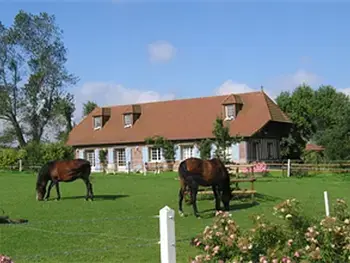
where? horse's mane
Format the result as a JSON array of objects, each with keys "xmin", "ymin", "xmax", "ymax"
[{"xmin": 36, "ymin": 161, "xmax": 54, "ymax": 188}]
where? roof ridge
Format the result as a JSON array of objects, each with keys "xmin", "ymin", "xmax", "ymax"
[
  {"xmin": 99, "ymin": 90, "xmax": 262, "ymax": 109},
  {"xmin": 261, "ymin": 91, "xmax": 273, "ymax": 120}
]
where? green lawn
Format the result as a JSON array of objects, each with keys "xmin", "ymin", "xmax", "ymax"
[{"xmin": 1, "ymin": 170, "xmax": 349, "ymax": 263}]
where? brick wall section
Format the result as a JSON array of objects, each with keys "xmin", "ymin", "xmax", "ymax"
[
  {"xmin": 131, "ymin": 146, "xmax": 143, "ymax": 171},
  {"xmin": 239, "ymin": 141, "xmax": 247, "ymax": 163}
]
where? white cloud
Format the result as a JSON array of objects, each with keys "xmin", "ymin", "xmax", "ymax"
[
  {"xmin": 148, "ymin": 41, "xmax": 176, "ymax": 63},
  {"xmin": 214, "ymin": 80, "xmax": 255, "ymax": 95},
  {"xmin": 339, "ymin": 87, "xmax": 350, "ymax": 96},
  {"xmin": 72, "ymin": 82, "xmax": 176, "ymax": 122},
  {"xmin": 271, "ymin": 69, "xmax": 322, "ymax": 92}
]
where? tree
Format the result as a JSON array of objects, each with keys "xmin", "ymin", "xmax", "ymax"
[
  {"xmin": 198, "ymin": 138, "xmax": 212, "ymax": 160},
  {"xmin": 276, "ymin": 84, "xmax": 350, "ymax": 160},
  {"xmin": 212, "ymin": 117, "xmax": 242, "ymax": 163},
  {"xmin": 0, "ymin": 11, "xmax": 77, "ymax": 147},
  {"xmin": 54, "ymin": 93, "xmax": 75, "ymax": 142},
  {"xmin": 312, "ymin": 85, "xmax": 350, "ymax": 160},
  {"xmin": 276, "ymin": 84, "xmax": 316, "ymax": 159},
  {"xmin": 83, "ymin": 100, "xmax": 98, "ymax": 117}
]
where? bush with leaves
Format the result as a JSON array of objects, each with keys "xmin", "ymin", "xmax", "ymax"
[
  {"xmin": 190, "ymin": 198, "xmax": 350, "ymax": 263},
  {"xmin": 198, "ymin": 139, "xmax": 212, "ymax": 160},
  {"xmin": 0, "ymin": 148, "xmax": 26, "ymax": 169},
  {"xmin": 99, "ymin": 149, "xmax": 108, "ymax": 173}
]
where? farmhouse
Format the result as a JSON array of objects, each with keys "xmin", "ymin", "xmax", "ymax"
[{"xmin": 66, "ymin": 91, "xmax": 292, "ymax": 172}]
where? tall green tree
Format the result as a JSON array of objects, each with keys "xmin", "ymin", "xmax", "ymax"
[
  {"xmin": 54, "ymin": 93, "xmax": 75, "ymax": 142},
  {"xmin": 0, "ymin": 11, "xmax": 77, "ymax": 147},
  {"xmin": 212, "ymin": 117, "xmax": 242, "ymax": 163},
  {"xmin": 276, "ymin": 84, "xmax": 350, "ymax": 160},
  {"xmin": 276, "ymin": 84, "xmax": 315, "ymax": 159},
  {"xmin": 83, "ymin": 100, "xmax": 98, "ymax": 117},
  {"xmin": 312, "ymin": 86, "xmax": 350, "ymax": 160}
]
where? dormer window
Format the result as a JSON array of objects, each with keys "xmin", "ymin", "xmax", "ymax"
[
  {"xmin": 221, "ymin": 94, "xmax": 242, "ymax": 121},
  {"xmin": 124, "ymin": 113, "xmax": 132, "ymax": 128},
  {"xmin": 94, "ymin": 116, "xmax": 102, "ymax": 129},
  {"xmin": 225, "ymin": 104, "xmax": 235, "ymax": 120}
]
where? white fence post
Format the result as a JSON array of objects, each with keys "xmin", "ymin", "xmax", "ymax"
[
  {"xmin": 19, "ymin": 159, "xmax": 22, "ymax": 172},
  {"xmin": 159, "ymin": 206, "xmax": 176, "ymax": 263},
  {"xmin": 287, "ymin": 159, "xmax": 291, "ymax": 177},
  {"xmin": 324, "ymin": 191, "xmax": 330, "ymax": 217}
]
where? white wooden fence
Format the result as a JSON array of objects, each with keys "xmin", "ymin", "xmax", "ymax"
[{"xmin": 159, "ymin": 206, "xmax": 176, "ymax": 263}]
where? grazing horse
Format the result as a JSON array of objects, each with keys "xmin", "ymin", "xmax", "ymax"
[
  {"xmin": 178, "ymin": 157, "xmax": 232, "ymax": 218},
  {"xmin": 36, "ymin": 159, "xmax": 93, "ymax": 201}
]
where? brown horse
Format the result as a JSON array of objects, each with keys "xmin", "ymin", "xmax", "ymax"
[
  {"xmin": 178, "ymin": 157, "xmax": 232, "ymax": 218},
  {"xmin": 36, "ymin": 159, "xmax": 93, "ymax": 201}
]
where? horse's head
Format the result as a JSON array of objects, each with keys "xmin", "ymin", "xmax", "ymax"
[
  {"xmin": 36, "ymin": 162, "xmax": 51, "ymax": 201},
  {"xmin": 36, "ymin": 182, "xmax": 46, "ymax": 201},
  {"xmin": 221, "ymin": 186, "xmax": 232, "ymax": 211},
  {"xmin": 216, "ymin": 158, "xmax": 232, "ymax": 211}
]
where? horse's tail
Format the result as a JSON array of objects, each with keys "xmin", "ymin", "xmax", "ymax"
[
  {"xmin": 79, "ymin": 159, "xmax": 92, "ymax": 178},
  {"xmin": 178, "ymin": 160, "xmax": 190, "ymax": 179}
]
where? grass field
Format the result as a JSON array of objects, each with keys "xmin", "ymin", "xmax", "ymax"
[{"xmin": 1, "ymin": 170, "xmax": 350, "ymax": 263}]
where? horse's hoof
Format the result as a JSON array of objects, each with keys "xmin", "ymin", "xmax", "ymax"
[{"xmin": 179, "ymin": 211, "xmax": 185, "ymax": 217}]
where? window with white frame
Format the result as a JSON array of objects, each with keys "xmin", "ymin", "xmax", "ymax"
[
  {"xmin": 94, "ymin": 116, "xmax": 102, "ymax": 129},
  {"xmin": 149, "ymin": 147, "xmax": 162, "ymax": 162},
  {"xmin": 181, "ymin": 145, "xmax": 193, "ymax": 160},
  {"xmin": 85, "ymin": 150, "xmax": 95, "ymax": 166},
  {"xmin": 114, "ymin": 148, "xmax": 126, "ymax": 166},
  {"xmin": 225, "ymin": 104, "xmax": 235, "ymax": 120},
  {"xmin": 124, "ymin": 114, "xmax": 132, "ymax": 127}
]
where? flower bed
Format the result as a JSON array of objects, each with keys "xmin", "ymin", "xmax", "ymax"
[
  {"xmin": 241, "ymin": 162, "xmax": 269, "ymax": 176},
  {"xmin": 0, "ymin": 254, "xmax": 14, "ymax": 263},
  {"xmin": 190, "ymin": 198, "xmax": 350, "ymax": 262}
]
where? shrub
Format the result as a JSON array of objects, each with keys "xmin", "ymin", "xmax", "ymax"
[
  {"xmin": 0, "ymin": 148, "xmax": 21, "ymax": 169},
  {"xmin": 190, "ymin": 198, "xmax": 350, "ymax": 263},
  {"xmin": 0, "ymin": 142, "xmax": 74, "ymax": 170},
  {"xmin": 99, "ymin": 149, "xmax": 108, "ymax": 173},
  {"xmin": 0, "ymin": 254, "xmax": 14, "ymax": 263}
]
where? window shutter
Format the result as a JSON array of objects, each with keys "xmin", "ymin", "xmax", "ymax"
[
  {"xmin": 94, "ymin": 149, "xmax": 100, "ymax": 170},
  {"xmin": 126, "ymin": 148, "xmax": 131, "ymax": 164},
  {"xmin": 193, "ymin": 144, "xmax": 200, "ymax": 158},
  {"xmin": 160, "ymin": 148, "xmax": 165, "ymax": 161},
  {"xmin": 175, "ymin": 145, "xmax": 181, "ymax": 160},
  {"xmin": 210, "ymin": 143, "xmax": 216, "ymax": 158},
  {"xmin": 142, "ymin": 146, "xmax": 149, "ymax": 163},
  {"xmin": 79, "ymin": 149, "xmax": 84, "ymax": 159},
  {"xmin": 108, "ymin": 148, "xmax": 114, "ymax": 165},
  {"xmin": 232, "ymin": 143, "xmax": 239, "ymax": 162}
]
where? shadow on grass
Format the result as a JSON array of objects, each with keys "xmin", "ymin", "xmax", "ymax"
[{"xmin": 47, "ymin": 194, "xmax": 129, "ymax": 201}]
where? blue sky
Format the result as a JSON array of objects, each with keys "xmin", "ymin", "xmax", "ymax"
[{"xmin": 1, "ymin": 0, "xmax": 349, "ymax": 121}]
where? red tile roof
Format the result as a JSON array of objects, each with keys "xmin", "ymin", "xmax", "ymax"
[
  {"xmin": 66, "ymin": 91, "xmax": 292, "ymax": 147},
  {"xmin": 305, "ymin": 143, "xmax": 325, "ymax": 152}
]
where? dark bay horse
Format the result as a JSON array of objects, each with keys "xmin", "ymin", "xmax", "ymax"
[
  {"xmin": 36, "ymin": 159, "xmax": 93, "ymax": 201},
  {"xmin": 178, "ymin": 157, "xmax": 232, "ymax": 218}
]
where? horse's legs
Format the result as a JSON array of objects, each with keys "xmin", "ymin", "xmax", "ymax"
[
  {"xmin": 212, "ymin": 185, "xmax": 221, "ymax": 211},
  {"xmin": 55, "ymin": 182, "xmax": 61, "ymax": 200},
  {"xmin": 88, "ymin": 180, "xmax": 94, "ymax": 200},
  {"xmin": 190, "ymin": 184, "xmax": 199, "ymax": 218},
  {"xmin": 83, "ymin": 178, "xmax": 93, "ymax": 201},
  {"xmin": 45, "ymin": 180, "xmax": 54, "ymax": 200},
  {"xmin": 178, "ymin": 179, "xmax": 186, "ymax": 217}
]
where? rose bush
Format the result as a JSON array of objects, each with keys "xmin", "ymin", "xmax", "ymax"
[
  {"xmin": 0, "ymin": 254, "xmax": 14, "ymax": 263},
  {"xmin": 190, "ymin": 198, "xmax": 350, "ymax": 262}
]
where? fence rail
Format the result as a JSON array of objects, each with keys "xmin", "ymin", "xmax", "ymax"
[{"xmin": 2, "ymin": 159, "xmax": 350, "ymax": 175}]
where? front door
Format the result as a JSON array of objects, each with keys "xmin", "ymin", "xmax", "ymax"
[{"xmin": 114, "ymin": 148, "xmax": 126, "ymax": 171}]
